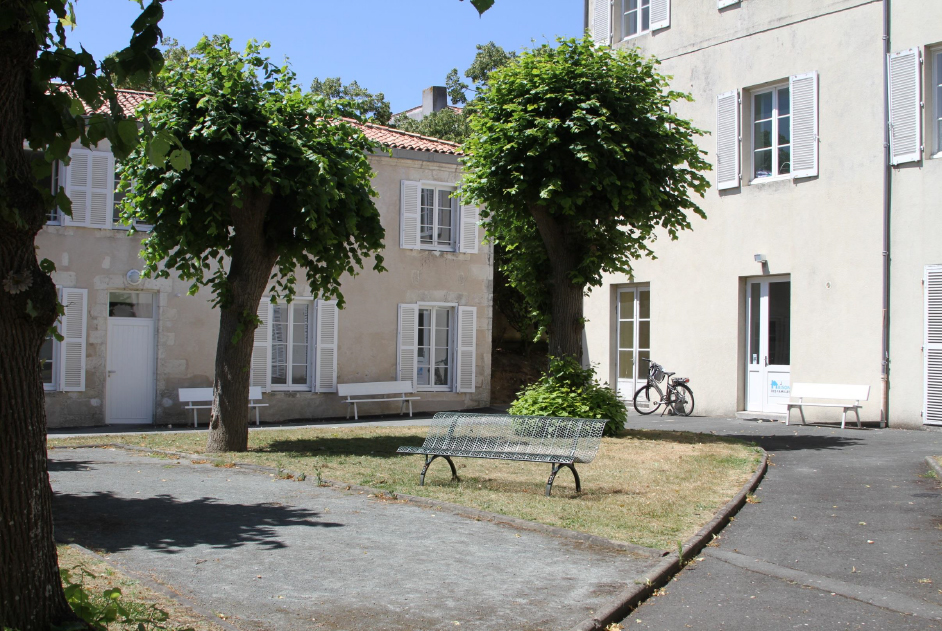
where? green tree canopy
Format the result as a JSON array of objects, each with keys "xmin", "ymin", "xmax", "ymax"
[
  {"xmin": 309, "ymin": 77, "xmax": 392, "ymax": 125},
  {"xmin": 462, "ymin": 37, "xmax": 711, "ymax": 360},
  {"xmin": 120, "ymin": 36, "xmax": 386, "ymax": 452}
]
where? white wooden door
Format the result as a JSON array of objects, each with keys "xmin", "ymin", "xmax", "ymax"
[
  {"xmin": 106, "ymin": 292, "xmax": 156, "ymax": 424},
  {"xmin": 616, "ymin": 287, "xmax": 651, "ymax": 399},
  {"xmin": 746, "ymin": 278, "xmax": 791, "ymax": 414}
]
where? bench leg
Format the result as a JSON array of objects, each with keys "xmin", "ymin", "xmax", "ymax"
[
  {"xmin": 400, "ymin": 398, "xmax": 405, "ymax": 416},
  {"xmin": 799, "ymin": 406, "xmax": 806, "ymax": 425},
  {"xmin": 546, "ymin": 463, "xmax": 581, "ymax": 497},
  {"xmin": 409, "ymin": 399, "xmax": 413, "ymax": 418},
  {"xmin": 420, "ymin": 455, "xmax": 459, "ymax": 486},
  {"xmin": 855, "ymin": 407, "xmax": 861, "ymax": 429},
  {"xmin": 255, "ymin": 406, "xmax": 260, "ymax": 427},
  {"xmin": 353, "ymin": 402, "xmax": 358, "ymax": 421},
  {"xmin": 841, "ymin": 408, "xmax": 847, "ymax": 430},
  {"xmin": 193, "ymin": 408, "xmax": 198, "ymax": 428}
]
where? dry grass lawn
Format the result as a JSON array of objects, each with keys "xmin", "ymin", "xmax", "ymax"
[
  {"xmin": 57, "ymin": 544, "xmax": 227, "ymax": 630},
  {"xmin": 51, "ymin": 427, "xmax": 761, "ymax": 550}
]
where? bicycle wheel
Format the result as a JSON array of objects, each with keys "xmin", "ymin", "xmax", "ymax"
[
  {"xmin": 633, "ymin": 384, "xmax": 662, "ymax": 415},
  {"xmin": 671, "ymin": 384, "xmax": 695, "ymax": 417}
]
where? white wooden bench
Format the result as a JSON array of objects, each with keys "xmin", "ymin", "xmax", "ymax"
[
  {"xmin": 786, "ymin": 383, "xmax": 870, "ymax": 429},
  {"xmin": 336, "ymin": 381, "xmax": 419, "ymax": 420},
  {"xmin": 178, "ymin": 387, "xmax": 268, "ymax": 427}
]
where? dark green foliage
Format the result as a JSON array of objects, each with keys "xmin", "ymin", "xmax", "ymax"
[
  {"xmin": 309, "ymin": 77, "xmax": 392, "ymax": 125},
  {"xmin": 510, "ymin": 356, "xmax": 627, "ymax": 437},
  {"xmin": 119, "ymin": 36, "xmax": 386, "ymax": 309},
  {"xmin": 446, "ymin": 41, "xmax": 517, "ymax": 105},
  {"xmin": 462, "ymin": 37, "xmax": 711, "ymax": 345},
  {"xmin": 390, "ymin": 108, "xmax": 470, "ymax": 144}
]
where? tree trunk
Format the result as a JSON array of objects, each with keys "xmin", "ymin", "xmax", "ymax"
[
  {"xmin": 529, "ymin": 203, "xmax": 585, "ymax": 362},
  {"xmin": 0, "ymin": 11, "xmax": 85, "ymax": 630},
  {"xmin": 205, "ymin": 190, "xmax": 278, "ymax": 453}
]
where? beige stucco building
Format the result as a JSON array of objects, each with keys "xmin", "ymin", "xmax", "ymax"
[
  {"xmin": 584, "ymin": 0, "xmax": 941, "ymax": 428},
  {"xmin": 38, "ymin": 98, "xmax": 492, "ymax": 428}
]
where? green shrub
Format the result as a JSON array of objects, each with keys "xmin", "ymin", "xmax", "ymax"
[{"xmin": 509, "ymin": 356, "xmax": 627, "ymax": 436}]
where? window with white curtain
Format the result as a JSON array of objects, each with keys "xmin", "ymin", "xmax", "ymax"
[
  {"xmin": 417, "ymin": 305, "xmax": 453, "ymax": 390},
  {"xmin": 752, "ymin": 84, "xmax": 792, "ymax": 180},
  {"xmin": 270, "ymin": 301, "xmax": 313, "ymax": 390}
]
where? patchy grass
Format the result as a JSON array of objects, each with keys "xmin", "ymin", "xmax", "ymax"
[
  {"xmin": 50, "ymin": 427, "xmax": 761, "ymax": 550},
  {"xmin": 57, "ymin": 544, "xmax": 227, "ymax": 630}
]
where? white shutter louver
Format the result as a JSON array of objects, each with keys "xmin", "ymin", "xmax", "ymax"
[
  {"xmin": 459, "ymin": 202, "xmax": 480, "ymax": 254},
  {"xmin": 315, "ymin": 299, "xmax": 339, "ymax": 393},
  {"xmin": 717, "ymin": 0, "xmax": 738, "ymax": 8},
  {"xmin": 400, "ymin": 180, "xmax": 420, "ymax": 249},
  {"xmin": 63, "ymin": 150, "xmax": 90, "ymax": 226},
  {"xmin": 790, "ymin": 71, "xmax": 819, "ymax": 178},
  {"xmin": 926, "ymin": 266, "xmax": 942, "ymax": 425},
  {"xmin": 716, "ymin": 90, "xmax": 740, "ymax": 190},
  {"xmin": 456, "ymin": 306, "xmax": 477, "ymax": 393},
  {"xmin": 59, "ymin": 288, "xmax": 87, "ymax": 392},
  {"xmin": 888, "ymin": 48, "xmax": 922, "ymax": 165},
  {"xmin": 250, "ymin": 297, "xmax": 271, "ymax": 392},
  {"xmin": 397, "ymin": 304, "xmax": 419, "ymax": 391},
  {"xmin": 650, "ymin": 0, "xmax": 670, "ymax": 31},
  {"xmin": 592, "ymin": 0, "xmax": 611, "ymax": 46},
  {"xmin": 88, "ymin": 152, "xmax": 114, "ymax": 228}
]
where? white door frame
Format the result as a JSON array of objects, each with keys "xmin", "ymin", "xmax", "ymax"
[
  {"xmin": 746, "ymin": 276, "xmax": 792, "ymax": 414},
  {"xmin": 616, "ymin": 286, "xmax": 650, "ymax": 400},
  {"xmin": 105, "ymin": 297, "xmax": 157, "ymax": 425}
]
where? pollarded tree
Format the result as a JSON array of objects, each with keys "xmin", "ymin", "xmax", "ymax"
[
  {"xmin": 120, "ymin": 37, "xmax": 386, "ymax": 453},
  {"xmin": 462, "ymin": 37, "xmax": 711, "ymax": 361}
]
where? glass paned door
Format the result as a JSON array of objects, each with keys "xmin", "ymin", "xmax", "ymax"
[
  {"xmin": 746, "ymin": 278, "xmax": 791, "ymax": 413},
  {"xmin": 616, "ymin": 287, "xmax": 650, "ymax": 399}
]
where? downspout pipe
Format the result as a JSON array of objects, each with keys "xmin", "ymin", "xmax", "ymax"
[{"xmin": 881, "ymin": 0, "xmax": 891, "ymax": 427}]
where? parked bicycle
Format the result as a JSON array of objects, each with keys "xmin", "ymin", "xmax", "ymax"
[{"xmin": 633, "ymin": 359, "xmax": 695, "ymax": 416}]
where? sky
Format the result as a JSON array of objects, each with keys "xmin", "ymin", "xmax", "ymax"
[{"xmin": 66, "ymin": 0, "xmax": 585, "ymax": 114}]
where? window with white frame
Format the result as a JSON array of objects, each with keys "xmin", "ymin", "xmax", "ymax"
[
  {"xmin": 417, "ymin": 305, "xmax": 453, "ymax": 390},
  {"xmin": 934, "ymin": 49, "xmax": 942, "ymax": 156},
  {"xmin": 270, "ymin": 301, "xmax": 313, "ymax": 390},
  {"xmin": 40, "ymin": 330, "xmax": 58, "ymax": 391},
  {"xmin": 250, "ymin": 298, "xmax": 338, "ymax": 393},
  {"xmin": 420, "ymin": 186, "xmax": 456, "ymax": 249},
  {"xmin": 398, "ymin": 303, "xmax": 476, "ymax": 393},
  {"xmin": 623, "ymin": 0, "xmax": 651, "ymax": 38},
  {"xmin": 752, "ymin": 84, "xmax": 791, "ymax": 179},
  {"xmin": 400, "ymin": 180, "xmax": 480, "ymax": 253}
]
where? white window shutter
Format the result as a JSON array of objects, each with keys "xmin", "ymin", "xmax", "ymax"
[
  {"xmin": 397, "ymin": 304, "xmax": 419, "ymax": 391},
  {"xmin": 717, "ymin": 0, "xmax": 738, "ymax": 8},
  {"xmin": 926, "ymin": 266, "xmax": 942, "ymax": 424},
  {"xmin": 59, "ymin": 288, "xmax": 87, "ymax": 392},
  {"xmin": 650, "ymin": 0, "xmax": 670, "ymax": 31},
  {"xmin": 592, "ymin": 0, "xmax": 611, "ymax": 46},
  {"xmin": 250, "ymin": 297, "xmax": 271, "ymax": 392},
  {"xmin": 88, "ymin": 152, "xmax": 114, "ymax": 228},
  {"xmin": 888, "ymin": 48, "xmax": 922, "ymax": 165},
  {"xmin": 458, "ymin": 201, "xmax": 480, "ymax": 254},
  {"xmin": 315, "ymin": 299, "xmax": 339, "ymax": 393},
  {"xmin": 63, "ymin": 149, "xmax": 90, "ymax": 226},
  {"xmin": 400, "ymin": 180, "xmax": 420, "ymax": 249},
  {"xmin": 456, "ymin": 306, "xmax": 477, "ymax": 393},
  {"xmin": 716, "ymin": 90, "xmax": 740, "ymax": 190},
  {"xmin": 790, "ymin": 71, "xmax": 819, "ymax": 179}
]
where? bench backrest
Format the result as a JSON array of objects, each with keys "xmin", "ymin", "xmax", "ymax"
[
  {"xmin": 427, "ymin": 412, "xmax": 607, "ymax": 464},
  {"xmin": 338, "ymin": 381, "xmax": 413, "ymax": 396},
  {"xmin": 178, "ymin": 386, "xmax": 264, "ymax": 403},
  {"xmin": 791, "ymin": 383, "xmax": 870, "ymax": 401}
]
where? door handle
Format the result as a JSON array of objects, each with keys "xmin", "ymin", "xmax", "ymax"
[
  {"xmin": 107, "ymin": 370, "xmax": 117, "ymax": 375},
  {"xmin": 764, "ymin": 356, "xmax": 768, "ymax": 367}
]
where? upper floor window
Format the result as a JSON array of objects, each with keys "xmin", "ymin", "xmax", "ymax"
[
  {"xmin": 624, "ymin": 0, "xmax": 651, "ymax": 38},
  {"xmin": 753, "ymin": 85, "xmax": 791, "ymax": 180},
  {"xmin": 420, "ymin": 186, "xmax": 456, "ymax": 249},
  {"xmin": 400, "ymin": 180, "xmax": 480, "ymax": 254},
  {"xmin": 40, "ymin": 330, "xmax": 57, "ymax": 391}
]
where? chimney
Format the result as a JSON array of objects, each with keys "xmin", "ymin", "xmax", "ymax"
[{"xmin": 421, "ymin": 86, "xmax": 448, "ymax": 117}]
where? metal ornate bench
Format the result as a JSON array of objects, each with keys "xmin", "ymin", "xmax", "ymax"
[{"xmin": 396, "ymin": 412, "xmax": 608, "ymax": 496}]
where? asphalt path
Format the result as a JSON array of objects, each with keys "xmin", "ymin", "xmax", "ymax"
[
  {"xmin": 49, "ymin": 446, "xmax": 662, "ymax": 631},
  {"xmin": 617, "ymin": 415, "xmax": 942, "ymax": 630}
]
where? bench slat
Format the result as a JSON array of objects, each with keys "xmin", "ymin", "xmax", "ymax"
[
  {"xmin": 338, "ymin": 381, "xmax": 414, "ymax": 396},
  {"xmin": 790, "ymin": 383, "xmax": 870, "ymax": 401}
]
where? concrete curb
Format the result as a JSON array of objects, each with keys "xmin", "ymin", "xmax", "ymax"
[
  {"xmin": 568, "ymin": 450, "xmax": 769, "ymax": 631},
  {"xmin": 65, "ymin": 543, "xmax": 243, "ymax": 631},
  {"xmin": 925, "ymin": 455, "xmax": 942, "ymax": 480}
]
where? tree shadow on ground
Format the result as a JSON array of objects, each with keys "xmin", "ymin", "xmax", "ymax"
[
  {"xmin": 620, "ymin": 429, "xmax": 864, "ymax": 452},
  {"xmin": 53, "ymin": 491, "xmax": 342, "ymax": 554},
  {"xmin": 261, "ymin": 434, "xmax": 427, "ymax": 459},
  {"xmin": 48, "ymin": 459, "xmax": 96, "ymax": 472}
]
